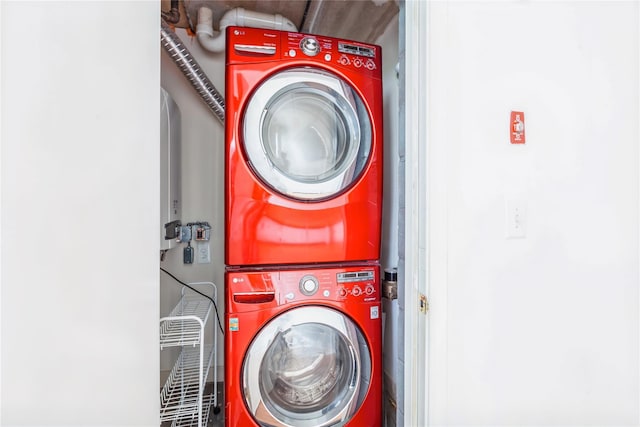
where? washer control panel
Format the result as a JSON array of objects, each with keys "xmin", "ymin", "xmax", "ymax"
[
  {"xmin": 277, "ymin": 268, "xmax": 378, "ymax": 303},
  {"xmin": 285, "ymin": 269, "xmax": 377, "ymax": 302},
  {"xmin": 228, "ymin": 265, "xmax": 380, "ymax": 310}
]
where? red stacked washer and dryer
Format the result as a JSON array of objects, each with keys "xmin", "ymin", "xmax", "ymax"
[{"xmin": 224, "ymin": 25, "xmax": 383, "ymax": 427}]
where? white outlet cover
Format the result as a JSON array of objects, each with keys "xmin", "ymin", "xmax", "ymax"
[
  {"xmin": 196, "ymin": 242, "xmax": 211, "ymax": 263},
  {"xmin": 506, "ymin": 199, "xmax": 527, "ymax": 238}
]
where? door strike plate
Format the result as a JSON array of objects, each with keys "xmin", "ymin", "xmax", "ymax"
[{"xmin": 419, "ymin": 294, "xmax": 429, "ymax": 314}]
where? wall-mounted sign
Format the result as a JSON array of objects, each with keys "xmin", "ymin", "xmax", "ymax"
[{"xmin": 510, "ymin": 111, "xmax": 525, "ymax": 144}]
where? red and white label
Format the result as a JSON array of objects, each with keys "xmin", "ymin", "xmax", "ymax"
[{"xmin": 510, "ymin": 111, "xmax": 525, "ymax": 144}]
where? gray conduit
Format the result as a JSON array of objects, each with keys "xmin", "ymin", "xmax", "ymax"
[{"xmin": 160, "ymin": 20, "xmax": 225, "ymax": 124}]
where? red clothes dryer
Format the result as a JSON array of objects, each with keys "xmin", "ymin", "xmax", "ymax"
[
  {"xmin": 225, "ymin": 264, "xmax": 382, "ymax": 427},
  {"xmin": 225, "ymin": 27, "xmax": 383, "ymax": 267}
]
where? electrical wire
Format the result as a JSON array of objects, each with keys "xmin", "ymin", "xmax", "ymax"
[{"xmin": 160, "ymin": 267, "xmax": 224, "ymax": 335}]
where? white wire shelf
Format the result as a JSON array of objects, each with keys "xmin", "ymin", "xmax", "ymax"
[
  {"xmin": 160, "ymin": 345, "xmax": 215, "ymax": 423},
  {"xmin": 160, "ymin": 294, "xmax": 212, "ymax": 348},
  {"xmin": 160, "ymin": 282, "xmax": 218, "ymax": 427},
  {"xmin": 169, "ymin": 393, "xmax": 216, "ymax": 427}
]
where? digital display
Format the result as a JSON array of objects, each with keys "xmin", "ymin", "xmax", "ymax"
[
  {"xmin": 337, "ymin": 270, "xmax": 374, "ymax": 283},
  {"xmin": 338, "ymin": 42, "xmax": 375, "ymax": 58}
]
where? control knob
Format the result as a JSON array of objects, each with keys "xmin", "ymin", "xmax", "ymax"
[
  {"xmin": 339, "ymin": 55, "xmax": 351, "ymax": 66},
  {"xmin": 352, "ymin": 286, "xmax": 362, "ymax": 297},
  {"xmin": 300, "ymin": 37, "xmax": 320, "ymax": 56},
  {"xmin": 299, "ymin": 275, "xmax": 319, "ymax": 296}
]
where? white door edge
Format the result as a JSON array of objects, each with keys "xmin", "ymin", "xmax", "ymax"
[{"xmin": 402, "ymin": 1, "xmax": 430, "ymax": 426}]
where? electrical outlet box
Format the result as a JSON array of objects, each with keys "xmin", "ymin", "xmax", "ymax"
[
  {"xmin": 383, "ymin": 280, "xmax": 397, "ymax": 300},
  {"xmin": 193, "ymin": 225, "xmax": 211, "ymax": 241},
  {"xmin": 183, "ymin": 244, "xmax": 194, "ymax": 264},
  {"xmin": 382, "ymin": 268, "xmax": 398, "ymax": 300}
]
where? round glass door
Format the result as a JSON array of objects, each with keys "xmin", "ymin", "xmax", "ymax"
[
  {"xmin": 242, "ymin": 306, "xmax": 372, "ymax": 427},
  {"xmin": 243, "ymin": 68, "xmax": 372, "ymax": 201}
]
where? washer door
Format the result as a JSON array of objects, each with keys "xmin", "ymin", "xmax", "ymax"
[
  {"xmin": 243, "ymin": 306, "xmax": 372, "ymax": 427},
  {"xmin": 243, "ymin": 68, "xmax": 372, "ymax": 201}
]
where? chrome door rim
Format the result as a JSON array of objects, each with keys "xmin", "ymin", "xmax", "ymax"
[
  {"xmin": 242, "ymin": 306, "xmax": 364, "ymax": 427},
  {"xmin": 243, "ymin": 68, "xmax": 371, "ymax": 201}
]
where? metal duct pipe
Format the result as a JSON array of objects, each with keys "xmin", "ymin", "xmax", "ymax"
[{"xmin": 160, "ymin": 20, "xmax": 225, "ymax": 124}]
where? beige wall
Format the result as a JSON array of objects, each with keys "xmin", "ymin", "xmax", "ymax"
[{"xmin": 160, "ymin": 27, "xmax": 226, "ymax": 380}]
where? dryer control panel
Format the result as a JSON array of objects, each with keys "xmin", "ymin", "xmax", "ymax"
[
  {"xmin": 226, "ymin": 26, "xmax": 382, "ymax": 79},
  {"xmin": 284, "ymin": 31, "xmax": 381, "ymax": 77}
]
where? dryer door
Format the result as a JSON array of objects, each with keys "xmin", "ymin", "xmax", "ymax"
[
  {"xmin": 243, "ymin": 68, "xmax": 372, "ymax": 201},
  {"xmin": 242, "ymin": 306, "xmax": 372, "ymax": 427}
]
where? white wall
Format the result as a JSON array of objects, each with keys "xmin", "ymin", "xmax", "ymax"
[
  {"xmin": 380, "ymin": 17, "xmax": 401, "ymax": 273},
  {"xmin": 423, "ymin": 1, "xmax": 640, "ymax": 425},
  {"xmin": 1, "ymin": 2, "xmax": 160, "ymax": 426},
  {"xmin": 160, "ymin": 28, "xmax": 226, "ymax": 378}
]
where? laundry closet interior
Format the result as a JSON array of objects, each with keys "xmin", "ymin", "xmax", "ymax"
[{"xmin": 159, "ymin": 1, "xmax": 402, "ymax": 426}]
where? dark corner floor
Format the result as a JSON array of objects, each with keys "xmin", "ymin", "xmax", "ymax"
[{"xmin": 162, "ymin": 382, "xmax": 224, "ymax": 427}]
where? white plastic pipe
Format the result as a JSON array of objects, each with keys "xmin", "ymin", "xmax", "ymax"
[{"xmin": 196, "ymin": 7, "xmax": 298, "ymax": 53}]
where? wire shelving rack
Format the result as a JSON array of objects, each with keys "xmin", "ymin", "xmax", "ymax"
[{"xmin": 160, "ymin": 282, "xmax": 218, "ymax": 427}]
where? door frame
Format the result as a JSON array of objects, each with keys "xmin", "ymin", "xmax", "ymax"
[{"xmin": 402, "ymin": 1, "xmax": 440, "ymax": 425}]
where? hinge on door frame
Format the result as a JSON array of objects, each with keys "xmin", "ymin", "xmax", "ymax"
[{"xmin": 419, "ymin": 293, "xmax": 429, "ymax": 314}]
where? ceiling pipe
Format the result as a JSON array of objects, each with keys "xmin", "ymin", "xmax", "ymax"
[
  {"xmin": 160, "ymin": 20, "xmax": 225, "ymax": 124},
  {"xmin": 196, "ymin": 7, "xmax": 298, "ymax": 53},
  {"xmin": 162, "ymin": 0, "xmax": 180, "ymax": 24}
]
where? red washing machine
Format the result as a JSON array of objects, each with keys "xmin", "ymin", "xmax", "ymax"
[
  {"xmin": 225, "ymin": 264, "xmax": 382, "ymax": 427},
  {"xmin": 225, "ymin": 26, "xmax": 383, "ymax": 267}
]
